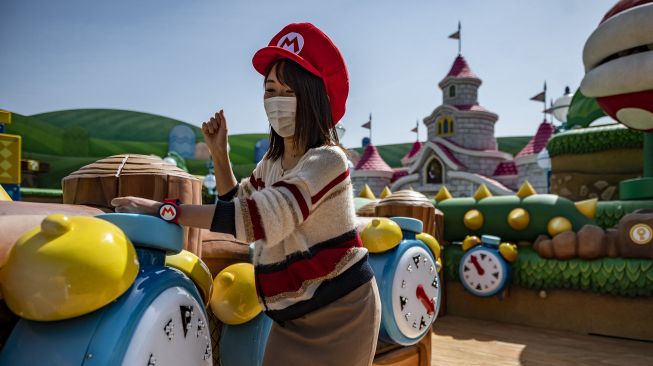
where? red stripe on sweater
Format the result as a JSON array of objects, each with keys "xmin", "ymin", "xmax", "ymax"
[
  {"xmin": 246, "ymin": 199, "xmax": 265, "ymax": 241},
  {"xmin": 256, "ymin": 237, "xmax": 361, "ymax": 297},
  {"xmin": 249, "ymin": 174, "xmax": 265, "ymax": 190},
  {"xmin": 311, "ymin": 169, "xmax": 349, "ymax": 204},
  {"xmin": 272, "ymin": 181, "xmax": 309, "ymax": 220}
]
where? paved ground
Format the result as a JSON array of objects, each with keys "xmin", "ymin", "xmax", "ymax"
[{"xmin": 431, "ymin": 316, "xmax": 653, "ymax": 366}]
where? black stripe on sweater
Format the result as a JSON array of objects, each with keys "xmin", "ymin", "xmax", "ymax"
[
  {"xmin": 264, "ymin": 254, "xmax": 374, "ymax": 323},
  {"xmin": 256, "ymin": 229, "xmax": 359, "ymax": 274}
]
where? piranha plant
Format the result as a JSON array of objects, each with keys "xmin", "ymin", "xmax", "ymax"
[{"xmin": 580, "ymin": 0, "xmax": 653, "ymax": 200}]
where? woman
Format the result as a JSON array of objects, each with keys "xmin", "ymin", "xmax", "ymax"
[{"xmin": 112, "ymin": 23, "xmax": 381, "ymax": 365}]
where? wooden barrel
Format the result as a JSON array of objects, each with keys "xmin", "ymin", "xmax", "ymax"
[
  {"xmin": 375, "ymin": 190, "xmax": 444, "ymax": 243},
  {"xmin": 357, "ymin": 201, "xmax": 380, "ymax": 217},
  {"xmin": 62, "ymin": 154, "xmax": 204, "ymax": 256}
]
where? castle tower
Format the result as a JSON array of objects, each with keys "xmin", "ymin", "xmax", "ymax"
[
  {"xmin": 424, "ymin": 55, "xmax": 499, "ymax": 151},
  {"xmin": 351, "ymin": 144, "xmax": 394, "ymax": 196}
]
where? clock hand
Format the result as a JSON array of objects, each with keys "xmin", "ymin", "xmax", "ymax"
[
  {"xmin": 415, "ymin": 284, "xmax": 435, "ymax": 315},
  {"xmin": 469, "ymin": 255, "xmax": 485, "ymax": 276}
]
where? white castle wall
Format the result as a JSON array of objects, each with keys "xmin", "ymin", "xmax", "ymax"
[
  {"xmin": 442, "ymin": 81, "xmax": 479, "ymax": 106},
  {"xmin": 517, "ymin": 159, "xmax": 549, "ymax": 193}
]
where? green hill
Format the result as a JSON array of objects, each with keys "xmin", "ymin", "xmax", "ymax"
[{"xmin": 32, "ymin": 109, "xmax": 204, "ymax": 142}]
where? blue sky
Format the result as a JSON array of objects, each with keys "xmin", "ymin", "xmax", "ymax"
[{"xmin": 0, "ymin": 0, "xmax": 615, "ymax": 148}]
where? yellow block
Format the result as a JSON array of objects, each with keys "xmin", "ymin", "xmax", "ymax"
[
  {"xmin": 0, "ymin": 110, "xmax": 11, "ymax": 125},
  {"xmin": 0, "ymin": 184, "xmax": 11, "ymax": 201},
  {"xmin": 0, "ymin": 134, "xmax": 21, "ymax": 185}
]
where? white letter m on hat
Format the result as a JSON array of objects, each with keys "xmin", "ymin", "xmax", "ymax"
[{"xmin": 277, "ymin": 32, "xmax": 304, "ymax": 54}]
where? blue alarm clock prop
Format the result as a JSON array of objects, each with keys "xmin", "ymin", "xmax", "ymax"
[
  {"xmin": 368, "ymin": 217, "xmax": 442, "ymax": 346},
  {"xmin": 459, "ymin": 235, "xmax": 511, "ymax": 297},
  {"xmin": 0, "ymin": 213, "xmax": 212, "ymax": 366}
]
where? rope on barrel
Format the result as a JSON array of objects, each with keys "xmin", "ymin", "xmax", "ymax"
[{"xmin": 115, "ymin": 154, "xmax": 130, "ymax": 178}]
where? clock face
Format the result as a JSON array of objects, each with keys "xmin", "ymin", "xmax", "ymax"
[
  {"xmin": 121, "ymin": 286, "xmax": 211, "ymax": 366},
  {"xmin": 460, "ymin": 248, "xmax": 506, "ymax": 296},
  {"xmin": 391, "ymin": 246, "xmax": 440, "ymax": 339}
]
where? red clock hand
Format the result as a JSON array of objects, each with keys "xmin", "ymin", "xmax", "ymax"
[
  {"xmin": 469, "ymin": 255, "xmax": 485, "ymax": 276},
  {"xmin": 415, "ymin": 284, "xmax": 435, "ymax": 315}
]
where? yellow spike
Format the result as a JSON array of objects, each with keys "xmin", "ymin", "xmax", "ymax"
[
  {"xmin": 380, "ymin": 186, "xmax": 392, "ymax": 199},
  {"xmin": 434, "ymin": 186, "xmax": 453, "ymax": 202},
  {"xmin": 516, "ymin": 181, "xmax": 537, "ymax": 199},
  {"xmin": 473, "ymin": 184, "xmax": 493, "ymax": 201},
  {"xmin": 359, "ymin": 184, "xmax": 376, "ymax": 200},
  {"xmin": 507, "ymin": 208, "xmax": 530, "ymax": 230},
  {"xmin": 0, "ymin": 184, "xmax": 13, "ymax": 201},
  {"xmin": 575, "ymin": 198, "xmax": 598, "ymax": 219}
]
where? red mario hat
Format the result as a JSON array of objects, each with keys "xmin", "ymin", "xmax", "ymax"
[{"xmin": 252, "ymin": 23, "xmax": 349, "ymax": 125}]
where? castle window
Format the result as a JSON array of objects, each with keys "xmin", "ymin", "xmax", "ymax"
[
  {"xmin": 436, "ymin": 116, "xmax": 455, "ymax": 137},
  {"xmin": 449, "ymin": 85, "xmax": 456, "ymax": 97},
  {"xmin": 425, "ymin": 157, "xmax": 444, "ymax": 184}
]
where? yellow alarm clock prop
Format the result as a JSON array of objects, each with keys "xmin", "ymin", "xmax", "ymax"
[
  {"xmin": 367, "ymin": 217, "xmax": 442, "ymax": 345},
  {"xmin": 459, "ymin": 235, "xmax": 512, "ymax": 297},
  {"xmin": 0, "ymin": 213, "xmax": 212, "ymax": 366}
]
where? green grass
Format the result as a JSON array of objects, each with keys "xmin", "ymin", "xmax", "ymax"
[
  {"xmin": 32, "ymin": 109, "xmax": 204, "ymax": 142},
  {"xmin": 88, "ymin": 138, "xmax": 169, "ymax": 157},
  {"xmin": 22, "ymin": 152, "xmax": 98, "ymax": 189},
  {"xmin": 497, "ymin": 136, "xmax": 531, "ymax": 156},
  {"xmin": 4, "ymin": 112, "xmax": 64, "ymax": 155}
]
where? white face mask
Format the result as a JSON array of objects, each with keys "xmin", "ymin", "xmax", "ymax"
[{"xmin": 264, "ymin": 96, "xmax": 296, "ymax": 138}]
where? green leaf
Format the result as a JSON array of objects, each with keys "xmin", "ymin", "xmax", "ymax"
[
  {"xmin": 626, "ymin": 269, "xmax": 640, "ymax": 283},
  {"xmin": 579, "ymin": 261, "xmax": 591, "ymax": 273}
]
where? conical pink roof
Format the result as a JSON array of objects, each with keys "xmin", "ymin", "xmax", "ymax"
[
  {"xmin": 355, "ymin": 144, "xmax": 393, "ymax": 172},
  {"xmin": 403, "ymin": 141, "xmax": 422, "ymax": 160},
  {"xmin": 443, "ymin": 55, "xmax": 478, "ymax": 80},
  {"xmin": 516, "ymin": 121, "xmax": 555, "ymax": 158}
]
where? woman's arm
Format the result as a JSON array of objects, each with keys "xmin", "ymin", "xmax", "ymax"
[
  {"xmin": 212, "ymin": 151, "xmax": 238, "ymax": 197},
  {"xmin": 111, "ymin": 196, "xmax": 234, "ymax": 233},
  {"xmin": 202, "ymin": 109, "xmax": 238, "ymax": 196}
]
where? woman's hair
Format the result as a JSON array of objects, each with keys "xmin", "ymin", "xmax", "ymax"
[{"xmin": 264, "ymin": 59, "xmax": 340, "ymax": 161}]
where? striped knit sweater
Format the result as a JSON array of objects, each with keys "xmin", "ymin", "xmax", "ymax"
[{"xmin": 231, "ymin": 145, "xmax": 372, "ymax": 322}]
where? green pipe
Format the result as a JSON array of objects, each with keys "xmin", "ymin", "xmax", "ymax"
[{"xmin": 644, "ymin": 132, "xmax": 653, "ymax": 178}]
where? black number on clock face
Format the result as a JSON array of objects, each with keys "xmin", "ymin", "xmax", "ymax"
[
  {"xmin": 164, "ymin": 319, "xmax": 174, "ymax": 341},
  {"xmin": 400, "ymin": 296, "xmax": 408, "ymax": 311},
  {"xmin": 419, "ymin": 316, "xmax": 427, "ymax": 330},
  {"xmin": 180, "ymin": 305, "xmax": 193, "ymax": 338},
  {"xmin": 412, "ymin": 255, "xmax": 421, "ymax": 268},
  {"xmin": 431, "ymin": 276, "xmax": 438, "ymax": 288}
]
